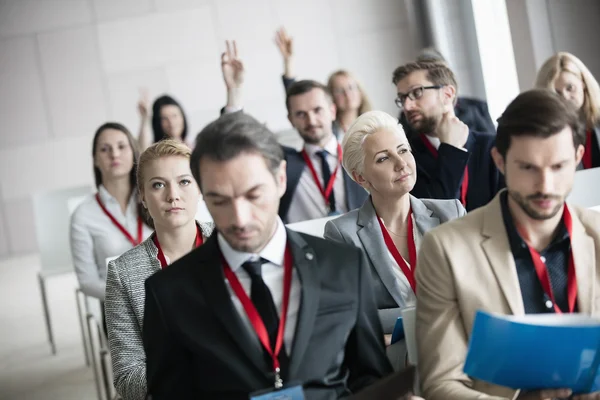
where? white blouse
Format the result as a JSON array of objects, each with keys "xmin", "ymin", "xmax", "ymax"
[
  {"xmin": 69, "ymin": 185, "xmax": 153, "ymax": 300},
  {"xmin": 381, "ymin": 213, "xmax": 421, "ymax": 309}
]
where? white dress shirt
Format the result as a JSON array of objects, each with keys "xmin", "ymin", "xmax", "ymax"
[
  {"xmin": 70, "ymin": 185, "xmax": 153, "ymax": 300},
  {"xmin": 218, "ymin": 218, "xmax": 301, "ymax": 355},
  {"xmin": 425, "ymin": 134, "xmax": 467, "ymax": 152},
  {"xmin": 380, "ymin": 214, "xmax": 419, "ymax": 309},
  {"xmin": 287, "ymin": 135, "xmax": 347, "ymax": 223}
]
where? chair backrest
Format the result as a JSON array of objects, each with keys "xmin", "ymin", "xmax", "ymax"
[
  {"xmin": 569, "ymin": 167, "xmax": 600, "ymax": 208},
  {"xmin": 33, "ymin": 185, "xmax": 93, "ymax": 276},
  {"xmin": 286, "ymin": 216, "xmax": 338, "ymax": 238},
  {"xmin": 195, "ymin": 199, "xmax": 213, "ymax": 223}
]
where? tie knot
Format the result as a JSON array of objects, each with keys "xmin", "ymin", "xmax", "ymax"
[
  {"xmin": 316, "ymin": 149, "xmax": 328, "ymax": 159},
  {"xmin": 241, "ymin": 258, "xmax": 266, "ymax": 278}
]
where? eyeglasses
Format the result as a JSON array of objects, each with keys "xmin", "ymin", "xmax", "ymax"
[{"xmin": 395, "ymin": 85, "xmax": 444, "ymax": 108}]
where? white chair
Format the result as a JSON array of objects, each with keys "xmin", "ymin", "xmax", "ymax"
[
  {"xmin": 568, "ymin": 167, "xmax": 600, "ymax": 208},
  {"xmin": 286, "ymin": 215, "xmax": 338, "ymax": 238},
  {"xmin": 32, "ymin": 185, "xmax": 92, "ymax": 355}
]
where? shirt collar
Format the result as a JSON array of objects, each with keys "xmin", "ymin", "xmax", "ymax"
[
  {"xmin": 218, "ymin": 217, "xmax": 287, "ymax": 272},
  {"xmin": 424, "ymin": 134, "xmax": 441, "ymax": 150},
  {"xmin": 303, "ymin": 134, "xmax": 339, "ymax": 157},
  {"xmin": 98, "ymin": 184, "xmax": 139, "ymax": 212},
  {"xmin": 500, "ymin": 191, "xmax": 570, "ymax": 254}
]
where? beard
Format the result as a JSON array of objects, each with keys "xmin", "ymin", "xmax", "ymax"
[
  {"xmin": 508, "ymin": 190, "xmax": 565, "ymax": 220},
  {"xmin": 406, "ymin": 111, "xmax": 440, "ymax": 135}
]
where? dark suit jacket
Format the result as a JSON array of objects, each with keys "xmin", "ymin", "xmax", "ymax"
[
  {"xmin": 399, "ymin": 97, "xmax": 496, "ymax": 139},
  {"xmin": 279, "ymin": 146, "xmax": 368, "ymax": 223},
  {"xmin": 143, "ymin": 230, "xmax": 392, "ymax": 400},
  {"xmin": 409, "ymin": 130, "xmax": 504, "ymax": 212}
]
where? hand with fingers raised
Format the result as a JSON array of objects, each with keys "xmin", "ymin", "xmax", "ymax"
[
  {"xmin": 221, "ymin": 40, "xmax": 245, "ymax": 110},
  {"xmin": 275, "ymin": 27, "xmax": 295, "ymax": 79}
]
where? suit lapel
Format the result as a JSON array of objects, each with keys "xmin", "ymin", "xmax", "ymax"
[
  {"xmin": 286, "ymin": 229, "xmax": 320, "ymax": 378},
  {"xmin": 195, "ymin": 235, "xmax": 269, "ymax": 374},
  {"xmin": 480, "ymin": 194, "xmax": 525, "ymax": 315},
  {"xmin": 280, "ymin": 149, "xmax": 306, "ymax": 221},
  {"xmin": 569, "ymin": 205, "xmax": 596, "ymax": 314},
  {"xmin": 409, "ymin": 196, "xmax": 440, "ymax": 247},
  {"xmin": 356, "ymin": 199, "xmax": 408, "ymax": 306},
  {"xmin": 481, "ymin": 194, "xmax": 525, "ymax": 315}
]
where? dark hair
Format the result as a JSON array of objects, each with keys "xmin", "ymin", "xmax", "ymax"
[
  {"xmin": 285, "ymin": 80, "xmax": 333, "ymax": 112},
  {"xmin": 92, "ymin": 122, "xmax": 140, "ymax": 188},
  {"xmin": 151, "ymin": 95, "xmax": 188, "ymax": 143},
  {"xmin": 190, "ymin": 112, "xmax": 284, "ymax": 190},
  {"xmin": 92, "ymin": 122, "xmax": 148, "ymax": 225},
  {"xmin": 392, "ymin": 61, "xmax": 459, "ymax": 105},
  {"xmin": 496, "ymin": 89, "xmax": 584, "ymax": 158}
]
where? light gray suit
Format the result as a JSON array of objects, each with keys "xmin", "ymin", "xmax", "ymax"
[
  {"xmin": 105, "ymin": 222, "xmax": 214, "ymax": 400},
  {"xmin": 324, "ymin": 196, "xmax": 465, "ymax": 333}
]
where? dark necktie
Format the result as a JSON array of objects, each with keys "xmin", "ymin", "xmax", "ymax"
[
  {"xmin": 240, "ymin": 259, "xmax": 290, "ymax": 376},
  {"xmin": 316, "ymin": 150, "xmax": 336, "ymax": 212}
]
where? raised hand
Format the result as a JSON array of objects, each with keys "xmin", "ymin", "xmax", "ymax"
[
  {"xmin": 137, "ymin": 87, "xmax": 150, "ymax": 119},
  {"xmin": 221, "ymin": 40, "xmax": 244, "ymax": 90},
  {"xmin": 275, "ymin": 27, "xmax": 293, "ymax": 61}
]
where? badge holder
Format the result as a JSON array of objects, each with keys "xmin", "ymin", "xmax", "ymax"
[{"xmin": 249, "ymin": 380, "xmax": 305, "ymax": 400}]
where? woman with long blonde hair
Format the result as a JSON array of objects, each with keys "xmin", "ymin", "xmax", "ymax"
[{"xmin": 535, "ymin": 52, "xmax": 600, "ymax": 169}]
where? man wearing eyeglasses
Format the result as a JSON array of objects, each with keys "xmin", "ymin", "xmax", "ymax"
[{"xmin": 392, "ymin": 61, "xmax": 504, "ymax": 211}]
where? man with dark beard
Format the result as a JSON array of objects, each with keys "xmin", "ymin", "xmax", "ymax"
[
  {"xmin": 414, "ymin": 89, "xmax": 600, "ymax": 400},
  {"xmin": 392, "ymin": 61, "xmax": 503, "ymax": 211}
]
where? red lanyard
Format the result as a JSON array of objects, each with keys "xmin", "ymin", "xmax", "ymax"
[
  {"xmin": 152, "ymin": 224, "xmax": 203, "ymax": 268},
  {"xmin": 300, "ymin": 143, "xmax": 343, "ymax": 209},
  {"xmin": 420, "ymin": 134, "xmax": 469, "ymax": 207},
  {"xmin": 583, "ymin": 129, "xmax": 593, "ymax": 169},
  {"xmin": 519, "ymin": 205, "xmax": 577, "ymax": 314},
  {"xmin": 95, "ymin": 193, "xmax": 143, "ymax": 247},
  {"xmin": 222, "ymin": 246, "xmax": 293, "ymax": 387},
  {"xmin": 376, "ymin": 208, "xmax": 418, "ymax": 292}
]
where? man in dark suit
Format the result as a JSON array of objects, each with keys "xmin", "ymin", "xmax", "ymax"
[
  {"xmin": 281, "ymin": 80, "xmax": 368, "ymax": 223},
  {"xmin": 392, "ymin": 61, "xmax": 504, "ymax": 211},
  {"xmin": 143, "ymin": 112, "xmax": 394, "ymax": 399}
]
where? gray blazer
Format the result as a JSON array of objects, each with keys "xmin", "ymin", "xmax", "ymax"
[
  {"xmin": 324, "ymin": 196, "xmax": 465, "ymax": 333},
  {"xmin": 105, "ymin": 222, "xmax": 214, "ymax": 400}
]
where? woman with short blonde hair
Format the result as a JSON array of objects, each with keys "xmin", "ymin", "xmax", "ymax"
[
  {"xmin": 324, "ymin": 110, "xmax": 465, "ymax": 369},
  {"xmin": 535, "ymin": 52, "xmax": 600, "ymax": 169},
  {"xmin": 105, "ymin": 139, "xmax": 214, "ymax": 400}
]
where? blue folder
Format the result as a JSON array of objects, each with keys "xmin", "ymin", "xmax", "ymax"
[
  {"xmin": 391, "ymin": 317, "xmax": 405, "ymax": 344},
  {"xmin": 464, "ymin": 310, "xmax": 600, "ymax": 394}
]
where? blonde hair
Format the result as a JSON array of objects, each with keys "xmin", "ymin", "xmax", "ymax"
[
  {"xmin": 535, "ymin": 52, "xmax": 600, "ymax": 129},
  {"xmin": 327, "ymin": 70, "xmax": 373, "ymax": 118},
  {"xmin": 342, "ymin": 110, "xmax": 408, "ymax": 182},
  {"xmin": 136, "ymin": 139, "xmax": 193, "ymax": 228},
  {"xmin": 137, "ymin": 138, "xmax": 192, "ymax": 193}
]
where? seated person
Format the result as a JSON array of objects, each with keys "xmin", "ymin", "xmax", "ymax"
[
  {"xmin": 142, "ymin": 112, "xmax": 416, "ymax": 399},
  {"xmin": 324, "ymin": 110, "xmax": 465, "ymax": 366},
  {"xmin": 392, "ymin": 60, "xmax": 504, "ymax": 211},
  {"xmin": 416, "ymin": 89, "xmax": 600, "ymax": 399}
]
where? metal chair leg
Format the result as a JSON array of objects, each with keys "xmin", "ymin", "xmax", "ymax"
[
  {"xmin": 38, "ymin": 273, "xmax": 56, "ymax": 355},
  {"xmin": 76, "ymin": 289, "xmax": 91, "ymax": 366},
  {"xmin": 87, "ymin": 314, "xmax": 107, "ymax": 400}
]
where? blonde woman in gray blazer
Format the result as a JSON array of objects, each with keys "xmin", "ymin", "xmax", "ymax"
[
  {"xmin": 324, "ymin": 111, "xmax": 466, "ymax": 365},
  {"xmin": 105, "ymin": 140, "xmax": 214, "ymax": 400}
]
